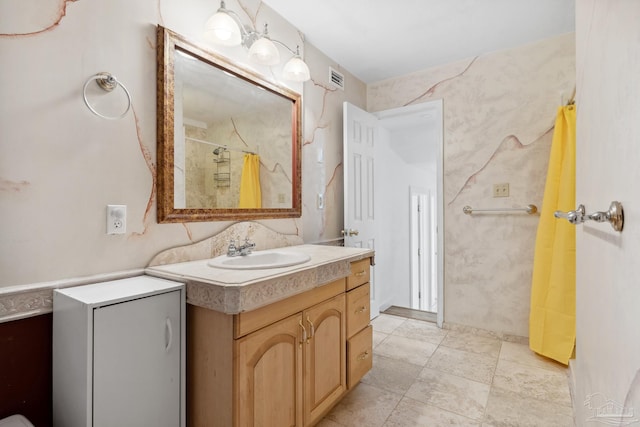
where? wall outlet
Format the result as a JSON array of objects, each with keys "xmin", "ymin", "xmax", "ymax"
[
  {"xmin": 106, "ymin": 205, "xmax": 127, "ymax": 235},
  {"xmin": 493, "ymin": 183, "xmax": 510, "ymax": 198},
  {"xmin": 277, "ymin": 193, "xmax": 286, "ymax": 203}
]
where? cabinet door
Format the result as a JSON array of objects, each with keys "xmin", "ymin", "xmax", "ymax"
[
  {"xmin": 93, "ymin": 291, "xmax": 181, "ymax": 427},
  {"xmin": 303, "ymin": 294, "xmax": 346, "ymax": 426},
  {"xmin": 236, "ymin": 313, "xmax": 304, "ymax": 427}
]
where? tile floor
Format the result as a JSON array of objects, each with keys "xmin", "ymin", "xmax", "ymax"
[{"xmin": 319, "ymin": 314, "xmax": 575, "ymax": 427}]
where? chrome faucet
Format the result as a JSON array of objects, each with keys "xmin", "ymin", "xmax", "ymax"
[{"xmin": 227, "ymin": 237, "xmax": 255, "ymax": 257}]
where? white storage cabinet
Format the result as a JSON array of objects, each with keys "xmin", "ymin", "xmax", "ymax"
[{"xmin": 53, "ymin": 276, "xmax": 185, "ymax": 427}]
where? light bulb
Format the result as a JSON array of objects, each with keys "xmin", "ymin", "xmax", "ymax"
[
  {"xmin": 283, "ymin": 56, "xmax": 311, "ymax": 82},
  {"xmin": 204, "ymin": 10, "xmax": 241, "ymax": 46},
  {"xmin": 248, "ymin": 37, "xmax": 280, "ymax": 65}
]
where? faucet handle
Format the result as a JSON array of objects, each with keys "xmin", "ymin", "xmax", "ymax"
[
  {"xmin": 227, "ymin": 238, "xmax": 238, "ymax": 256},
  {"xmin": 243, "ymin": 237, "xmax": 256, "ymax": 254}
]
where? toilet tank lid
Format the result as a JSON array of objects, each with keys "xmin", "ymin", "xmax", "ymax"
[{"xmin": 0, "ymin": 415, "xmax": 34, "ymax": 427}]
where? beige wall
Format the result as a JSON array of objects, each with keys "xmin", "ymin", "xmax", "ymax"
[
  {"xmin": 301, "ymin": 42, "xmax": 366, "ymax": 243},
  {"xmin": 368, "ymin": 34, "xmax": 575, "ymax": 337},
  {"xmin": 0, "ymin": 0, "xmax": 365, "ymax": 288},
  {"xmin": 1, "ymin": 0, "xmax": 579, "ymax": 343}
]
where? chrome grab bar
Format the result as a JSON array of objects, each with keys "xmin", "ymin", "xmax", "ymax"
[{"xmin": 463, "ymin": 204, "xmax": 538, "ymax": 215}]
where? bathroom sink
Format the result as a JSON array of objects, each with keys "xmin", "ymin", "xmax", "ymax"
[{"xmin": 207, "ymin": 249, "xmax": 311, "ymax": 270}]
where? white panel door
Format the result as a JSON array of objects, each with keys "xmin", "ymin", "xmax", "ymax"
[
  {"xmin": 93, "ymin": 291, "xmax": 181, "ymax": 427},
  {"xmin": 573, "ymin": 1, "xmax": 640, "ymax": 423},
  {"xmin": 344, "ymin": 102, "xmax": 379, "ymax": 317},
  {"xmin": 410, "ymin": 189, "xmax": 433, "ymax": 312}
]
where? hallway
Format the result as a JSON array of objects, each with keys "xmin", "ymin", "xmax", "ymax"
[{"xmin": 320, "ymin": 314, "xmax": 574, "ymax": 426}]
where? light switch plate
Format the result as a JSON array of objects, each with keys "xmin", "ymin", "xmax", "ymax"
[{"xmin": 493, "ymin": 183, "xmax": 509, "ymax": 198}]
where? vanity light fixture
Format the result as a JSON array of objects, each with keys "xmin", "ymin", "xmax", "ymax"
[{"xmin": 204, "ymin": 0, "xmax": 311, "ymax": 82}]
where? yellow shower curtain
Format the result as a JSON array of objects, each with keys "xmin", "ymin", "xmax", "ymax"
[
  {"xmin": 238, "ymin": 154, "xmax": 262, "ymax": 209},
  {"xmin": 529, "ymin": 105, "xmax": 576, "ymax": 365}
]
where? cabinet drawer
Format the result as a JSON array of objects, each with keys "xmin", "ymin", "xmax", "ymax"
[
  {"xmin": 346, "ymin": 259, "xmax": 370, "ymax": 291},
  {"xmin": 234, "ymin": 278, "xmax": 345, "ymax": 338},
  {"xmin": 347, "ymin": 325, "xmax": 372, "ymax": 388},
  {"xmin": 346, "ymin": 283, "xmax": 370, "ymax": 338}
]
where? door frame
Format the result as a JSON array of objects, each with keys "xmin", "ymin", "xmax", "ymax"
[{"xmin": 374, "ymin": 100, "xmax": 444, "ymax": 327}]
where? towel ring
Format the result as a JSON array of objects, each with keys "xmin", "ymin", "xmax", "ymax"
[{"xmin": 82, "ymin": 72, "xmax": 132, "ymax": 120}]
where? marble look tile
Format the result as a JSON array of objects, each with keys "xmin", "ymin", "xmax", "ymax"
[
  {"xmin": 484, "ymin": 386, "xmax": 574, "ymax": 427},
  {"xmin": 315, "ymin": 418, "xmax": 344, "ymax": 427},
  {"xmin": 361, "ymin": 354, "xmax": 423, "ymax": 395},
  {"xmin": 323, "ymin": 383, "xmax": 402, "ymax": 427},
  {"xmin": 440, "ymin": 330, "xmax": 502, "ymax": 358},
  {"xmin": 407, "ymin": 368, "xmax": 491, "ymax": 420},
  {"xmin": 499, "ymin": 341, "xmax": 568, "ymax": 373},
  {"xmin": 374, "ymin": 335, "xmax": 438, "ymax": 366},
  {"xmin": 373, "ymin": 330, "xmax": 389, "ymax": 348},
  {"xmin": 391, "ymin": 318, "xmax": 449, "ymax": 345},
  {"xmin": 371, "ymin": 314, "xmax": 407, "ymax": 334},
  {"xmin": 426, "ymin": 346, "xmax": 497, "ymax": 384},
  {"xmin": 383, "ymin": 397, "xmax": 482, "ymax": 427},
  {"xmin": 492, "ymin": 359, "xmax": 571, "ymax": 406}
]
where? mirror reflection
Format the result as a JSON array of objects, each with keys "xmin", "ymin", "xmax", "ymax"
[
  {"xmin": 157, "ymin": 26, "xmax": 302, "ymax": 223},
  {"xmin": 175, "ymin": 50, "xmax": 294, "ymax": 209}
]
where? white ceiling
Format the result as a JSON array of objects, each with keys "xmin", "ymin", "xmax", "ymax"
[{"xmin": 262, "ymin": 0, "xmax": 575, "ymax": 83}]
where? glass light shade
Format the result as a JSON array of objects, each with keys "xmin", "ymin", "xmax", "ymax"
[
  {"xmin": 248, "ymin": 37, "xmax": 280, "ymax": 65},
  {"xmin": 204, "ymin": 11, "xmax": 241, "ymax": 46},
  {"xmin": 283, "ymin": 56, "xmax": 311, "ymax": 82}
]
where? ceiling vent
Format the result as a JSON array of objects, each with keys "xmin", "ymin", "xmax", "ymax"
[{"xmin": 329, "ymin": 67, "xmax": 345, "ymax": 90}]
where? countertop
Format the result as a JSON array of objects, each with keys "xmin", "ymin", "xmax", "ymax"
[{"xmin": 145, "ymin": 244, "xmax": 374, "ymax": 314}]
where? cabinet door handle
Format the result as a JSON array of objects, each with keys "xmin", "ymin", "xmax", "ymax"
[
  {"xmin": 355, "ymin": 306, "xmax": 367, "ymax": 314},
  {"xmin": 357, "ymin": 350, "xmax": 370, "ymax": 361},
  {"xmin": 355, "ymin": 270, "xmax": 366, "ymax": 277},
  {"xmin": 299, "ymin": 320, "xmax": 308, "ymax": 345},
  {"xmin": 306, "ymin": 316, "xmax": 315, "ymax": 343},
  {"xmin": 165, "ymin": 318, "xmax": 173, "ymax": 353}
]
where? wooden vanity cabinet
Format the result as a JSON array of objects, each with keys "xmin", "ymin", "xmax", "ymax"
[
  {"xmin": 187, "ymin": 258, "xmax": 372, "ymax": 427},
  {"xmin": 236, "ymin": 292, "xmax": 346, "ymax": 427},
  {"xmin": 345, "ymin": 260, "xmax": 373, "ymax": 389}
]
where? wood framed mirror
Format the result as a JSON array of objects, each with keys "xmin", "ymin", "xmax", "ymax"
[{"xmin": 156, "ymin": 26, "xmax": 302, "ymax": 223}]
